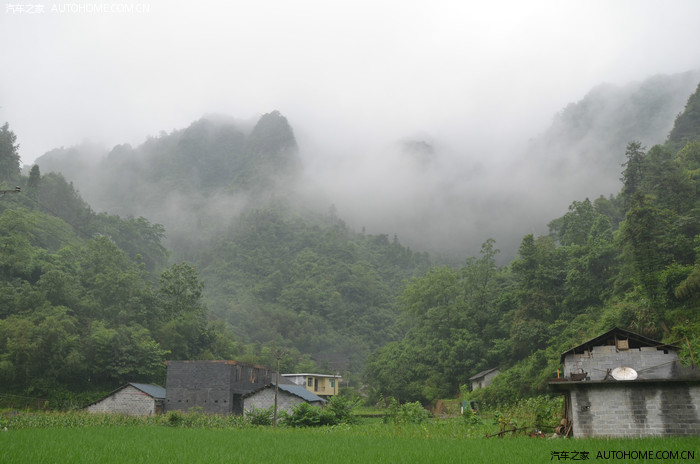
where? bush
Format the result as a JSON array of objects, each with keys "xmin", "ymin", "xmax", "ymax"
[
  {"xmin": 166, "ymin": 410, "xmax": 183, "ymax": 427},
  {"xmin": 383, "ymin": 399, "xmax": 431, "ymax": 425},
  {"xmin": 461, "ymin": 406, "xmax": 482, "ymax": 426},
  {"xmin": 325, "ymin": 395, "xmax": 359, "ymax": 425},
  {"xmin": 281, "ymin": 397, "xmax": 359, "ymax": 427},
  {"xmin": 245, "ymin": 406, "xmax": 273, "ymax": 426},
  {"xmin": 282, "ymin": 402, "xmax": 321, "ymax": 427}
]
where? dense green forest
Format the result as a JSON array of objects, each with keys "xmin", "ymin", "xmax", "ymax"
[
  {"xmin": 2, "ymin": 78, "xmax": 700, "ymax": 407},
  {"xmin": 0, "ymin": 116, "xmax": 432, "ymax": 404},
  {"xmin": 365, "ymin": 81, "xmax": 700, "ymax": 405}
]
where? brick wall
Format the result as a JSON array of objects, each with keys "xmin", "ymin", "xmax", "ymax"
[
  {"xmin": 569, "ymin": 382, "xmax": 700, "ymax": 437},
  {"xmin": 86, "ymin": 385, "xmax": 158, "ymax": 416}
]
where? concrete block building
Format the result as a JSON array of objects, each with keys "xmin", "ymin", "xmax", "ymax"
[
  {"xmin": 165, "ymin": 360, "xmax": 275, "ymax": 414},
  {"xmin": 550, "ymin": 327, "xmax": 700, "ymax": 437}
]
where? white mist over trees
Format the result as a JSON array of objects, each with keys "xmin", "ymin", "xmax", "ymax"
[{"xmin": 34, "ymin": 70, "xmax": 700, "ymax": 262}]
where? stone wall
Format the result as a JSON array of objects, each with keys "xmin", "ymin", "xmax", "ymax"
[
  {"xmin": 86, "ymin": 385, "xmax": 158, "ymax": 416},
  {"xmin": 564, "ymin": 346, "xmax": 677, "ymax": 381},
  {"xmin": 569, "ymin": 382, "xmax": 700, "ymax": 437}
]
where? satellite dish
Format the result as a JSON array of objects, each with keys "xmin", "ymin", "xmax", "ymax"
[{"xmin": 611, "ymin": 366, "xmax": 638, "ymax": 381}]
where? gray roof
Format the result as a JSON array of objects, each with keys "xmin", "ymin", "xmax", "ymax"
[
  {"xmin": 277, "ymin": 384, "xmax": 325, "ymax": 403},
  {"xmin": 469, "ymin": 367, "xmax": 499, "ymax": 381},
  {"xmin": 85, "ymin": 382, "xmax": 166, "ymax": 409},
  {"xmin": 129, "ymin": 382, "xmax": 166, "ymax": 399},
  {"xmin": 243, "ymin": 383, "xmax": 325, "ymax": 403}
]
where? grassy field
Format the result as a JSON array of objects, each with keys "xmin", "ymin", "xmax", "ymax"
[{"xmin": 2, "ymin": 415, "xmax": 699, "ymax": 464}]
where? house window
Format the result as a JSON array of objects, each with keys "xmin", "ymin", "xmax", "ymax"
[
  {"xmin": 329, "ymin": 379, "xmax": 335, "ymax": 389},
  {"xmin": 307, "ymin": 377, "xmax": 313, "ymax": 387}
]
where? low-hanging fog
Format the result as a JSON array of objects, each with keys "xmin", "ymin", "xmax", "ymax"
[{"xmin": 3, "ymin": 1, "xmax": 700, "ymax": 260}]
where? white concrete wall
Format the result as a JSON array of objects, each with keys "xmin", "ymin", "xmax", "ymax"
[
  {"xmin": 86, "ymin": 385, "xmax": 158, "ymax": 416},
  {"xmin": 564, "ymin": 346, "xmax": 678, "ymax": 381},
  {"xmin": 243, "ymin": 388, "xmax": 320, "ymax": 414}
]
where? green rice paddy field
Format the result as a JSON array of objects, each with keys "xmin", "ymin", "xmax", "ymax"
[{"xmin": 2, "ymin": 424, "xmax": 699, "ymax": 464}]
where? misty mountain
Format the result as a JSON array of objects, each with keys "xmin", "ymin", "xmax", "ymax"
[
  {"xmin": 364, "ymin": 80, "xmax": 700, "ymax": 404},
  {"xmin": 34, "ymin": 71, "xmax": 700, "ymax": 263},
  {"xmin": 519, "ymin": 70, "xmax": 700, "ymax": 195},
  {"xmin": 35, "ymin": 111, "xmax": 300, "ymax": 253},
  {"xmin": 290, "ymin": 71, "xmax": 700, "ymax": 262},
  {"xmin": 668, "ymin": 80, "xmax": 700, "ymax": 151}
]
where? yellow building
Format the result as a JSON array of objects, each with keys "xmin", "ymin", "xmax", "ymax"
[{"xmin": 281, "ymin": 373, "xmax": 341, "ymax": 398}]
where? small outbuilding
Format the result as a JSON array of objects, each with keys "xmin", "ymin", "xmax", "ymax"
[
  {"xmin": 549, "ymin": 327, "xmax": 700, "ymax": 437},
  {"xmin": 86, "ymin": 382, "xmax": 165, "ymax": 416},
  {"xmin": 242, "ymin": 383, "xmax": 325, "ymax": 413},
  {"xmin": 469, "ymin": 367, "xmax": 499, "ymax": 390}
]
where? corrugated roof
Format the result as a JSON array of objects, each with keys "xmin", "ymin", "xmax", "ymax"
[{"xmin": 129, "ymin": 383, "xmax": 166, "ymax": 399}]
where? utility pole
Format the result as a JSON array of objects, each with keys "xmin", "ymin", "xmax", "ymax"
[{"xmin": 272, "ymin": 348, "xmax": 287, "ymax": 428}]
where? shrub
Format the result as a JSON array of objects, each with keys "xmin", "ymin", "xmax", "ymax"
[
  {"xmin": 166, "ymin": 410, "xmax": 183, "ymax": 427},
  {"xmin": 383, "ymin": 399, "xmax": 431, "ymax": 425},
  {"xmin": 461, "ymin": 406, "xmax": 482, "ymax": 426},
  {"xmin": 325, "ymin": 395, "xmax": 358, "ymax": 425},
  {"xmin": 282, "ymin": 402, "xmax": 321, "ymax": 427},
  {"xmin": 245, "ymin": 406, "xmax": 273, "ymax": 426}
]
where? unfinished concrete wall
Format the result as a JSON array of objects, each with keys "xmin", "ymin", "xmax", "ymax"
[
  {"xmin": 86, "ymin": 385, "xmax": 157, "ymax": 416},
  {"xmin": 564, "ymin": 345, "xmax": 677, "ymax": 381},
  {"xmin": 165, "ymin": 360, "xmax": 274, "ymax": 414},
  {"xmin": 165, "ymin": 361, "xmax": 234, "ymax": 414},
  {"xmin": 570, "ymin": 382, "xmax": 700, "ymax": 437}
]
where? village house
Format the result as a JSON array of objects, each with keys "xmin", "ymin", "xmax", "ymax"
[
  {"xmin": 242, "ymin": 383, "xmax": 325, "ymax": 413},
  {"xmin": 281, "ymin": 373, "xmax": 341, "ymax": 398},
  {"xmin": 164, "ymin": 360, "xmax": 325, "ymax": 415},
  {"xmin": 469, "ymin": 367, "xmax": 499, "ymax": 390},
  {"xmin": 85, "ymin": 382, "xmax": 165, "ymax": 416},
  {"xmin": 549, "ymin": 327, "xmax": 700, "ymax": 437}
]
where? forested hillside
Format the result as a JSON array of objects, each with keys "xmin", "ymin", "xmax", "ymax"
[
  {"xmin": 195, "ymin": 205, "xmax": 430, "ymax": 372},
  {"xmin": 3, "ymin": 74, "xmax": 700, "ymax": 407},
  {"xmin": 364, "ymin": 81, "xmax": 700, "ymax": 404},
  {"xmin": 0, "ymin": 118, "xmax": 431, "ymax": 404}
]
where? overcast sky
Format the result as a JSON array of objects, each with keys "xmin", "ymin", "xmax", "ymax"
[{"xmin": 2, "ymin": 0, "xmax": 700, "ymax": 166}]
